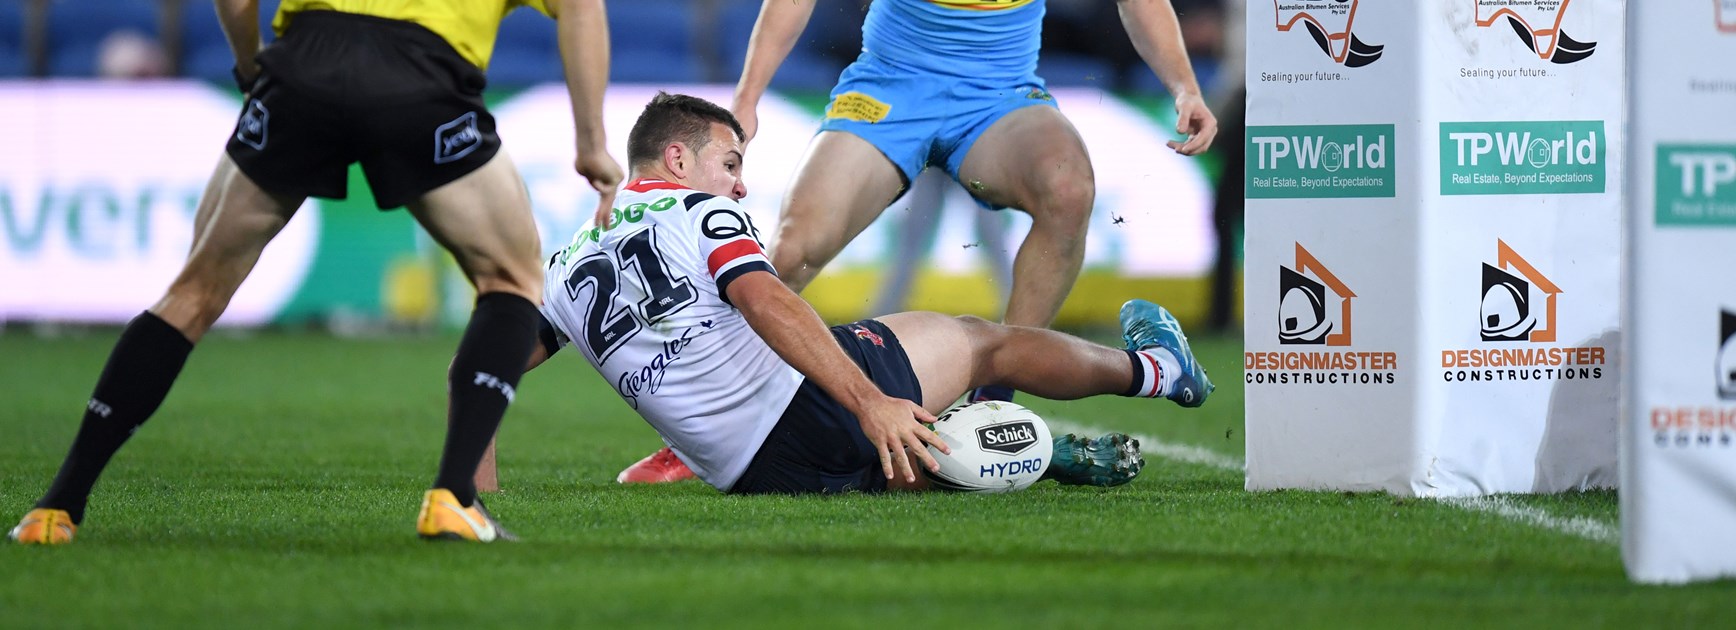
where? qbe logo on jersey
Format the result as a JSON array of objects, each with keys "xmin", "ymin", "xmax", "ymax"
[
  {"xmin": 1245, "ymin": 243, "xmax": 1398, "ymax": 386},
  {"xmin": 1271, "ymin": 0, "xmax": 1384, "ymax": 67},
  {"xmin": 1440, "ymin": 121, "xmax": 1605, "ymax": 195},
  {"xmin": 1473, "ymin": 0, "xmax": 1596, "ymax": 64},
  {"xmin": 1247, "ymin": 125, "xmax": 1395, "ymax": 198},
  {"xmin": 1656, "ymin": 145, "xmax": 1736, "ymax": 227},
  {"xmin": 1647, "ymin": 309, "xmax": 1736, "ymax": 448},
  {"xmin": 1440, "ymin": 241, "xmax": 1607, "ymax": 384}
]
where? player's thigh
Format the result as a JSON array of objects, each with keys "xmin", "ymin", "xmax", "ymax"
[
  {"xmin": 775, "ymin": 131, "xmax": 906, "ymax": 263},
  {"xmin": 406, "ymin": 151, "xmax": 541, "ymax": 297},
  {"xmin": 876, "ymin": 311, "xmax": 979, "ymax": 414},
  {"xmin": 955, "ymin": 105, "xmax": 1095, "ymax": 211},
  {"xmin": 155, "ymin": 156, "xmax": 304, "ymax": 335}
]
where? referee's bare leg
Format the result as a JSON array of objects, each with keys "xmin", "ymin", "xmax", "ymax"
[
  {"xmin": 20, "ymin": 155, "xmax": 303, "ymax": 537},
  {"xmin": 406, "ymin": 151, "xmax": 544, "ymax": 510}
]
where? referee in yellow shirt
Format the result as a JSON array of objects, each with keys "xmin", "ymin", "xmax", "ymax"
[{"xmin": 9, "ymin": 0, "xmax": 621, "ymax": 545}]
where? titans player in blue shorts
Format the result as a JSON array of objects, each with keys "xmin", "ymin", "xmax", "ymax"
[{"xmin": 613, "ymin": 0, "xmax": 1216, "ymax": 483}]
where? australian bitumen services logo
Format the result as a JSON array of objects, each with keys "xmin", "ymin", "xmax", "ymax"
[
  {"xmin": 1473, "ymin": 0, "xmax": 1596, "ymax": 64},
  {"xmin": 1647, "ymin": 309, "xmax": 1736, "ymax": 448},
  {"xmin": 1245, "ymin": 243, "xmax": 1399, "ymax": 386},
  {"xmin": 1273, "ymin": 1, "xmax": 1384, "ymax": 67},
  {"xmin": 1439, "ymin": 241, "xmax": 1607, "ymax": 384}
]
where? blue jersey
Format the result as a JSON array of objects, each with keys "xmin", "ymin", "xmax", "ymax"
[{"xmin": 862, "ymin": 0, "xmax": 1044, "ymax": 80}]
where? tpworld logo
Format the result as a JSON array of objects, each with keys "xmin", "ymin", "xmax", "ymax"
[
  {"xmin": 1440, "ymin": 121, "xmax": 1606, "ymax": 195},
  {"xmin": 1247, "ymin": 124, "xmax": 1395, "ymax": 198},
  {"xmin": 1246, "ymin": 243, "xmax": 1398, "ymax": 386},
  {"xmin": 1647, "ymin": 308, "xmax": 1736, "ymax": 448},
  {"xmin": 1441, "ymin": 241, "xmax": 1606, "ymax": 384},
  {"xmin": 1655, "ymin": 145, "xmax": 1736, "ymax": 227},
  {"xmin": 1273, "ymin": 0, "xmax": 1384, "ymax": 67},
  {"xmin": 1473, "ymin": 0, "xmax": 1597, "ymax": 64}
]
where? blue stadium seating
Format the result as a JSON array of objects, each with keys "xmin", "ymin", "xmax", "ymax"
[
  {"xmin": 607, "ymin": 0, "xmax": 701, "ymax": 84},
  {"xmin": 716, "ymin": 0, "xmax": 844, "ymax": 91},
  {"xmin": 180, "ymin": 0, "xmax": 282, "ymax": 84},
  {"xmin": 47, "ymin": 0, "xmax": 161, "ymax": 77},
  {"xmin": 0, "ymin": 1, "xmax": 22, "ymax": 76},
  {"xmin": 487, "ymin": 7, "xmax": 562, "ymax": 87}
]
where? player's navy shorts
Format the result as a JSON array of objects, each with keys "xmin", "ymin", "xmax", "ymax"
[
  {"xmin": 817, "ymin": 51, "xmax": 1059, "ymax": 208},
  {"xmin": 225, "ymin": 11, "xmax": 501, "ymax": 209},
  {"xmin": 729, "ymin": 319, "xmax": 924, "ymax": 495}
]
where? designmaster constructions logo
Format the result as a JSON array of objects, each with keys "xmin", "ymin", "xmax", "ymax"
[
  {"xmin": 1273, "ymin": 0, "xmax": 1384, "ymax": 67},
  {"xmin": 1440, "ymin": 241, "xmax": 1606, "ymax": 384},
  {"xmin": 1655, "ymin": 145, "xmax": 1736, "ymax": 227},
  {"xmin": 1440, "ymin": 121, "xmax": 1605, "ymax": 195},
  {"xmin": 1647, "ymin": 308, "xmax": 1736, "ymax": 448},
  {"xmin": 1247, "ymin": 125, "xmax": 1395, "ymax": 198},
  {"xmin": 1473, "ymin": 0, "xmax": 1597, "ymax": 64},
  {"xmin": 1245, "ymin": 243, "xmax": 1398, "ymax": 386}
]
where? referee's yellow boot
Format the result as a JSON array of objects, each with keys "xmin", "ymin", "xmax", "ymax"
[
  {"xmin": 416, "ymin": 489, "xmax": 514, "ymax": 542},
  {"xmin": 9, "ymin": 508, "xmax": 76, "ymax": 545}
]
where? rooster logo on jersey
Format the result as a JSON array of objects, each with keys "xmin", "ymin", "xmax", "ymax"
[{"xmin": 852, "ymin": 326, "xmax": 886, "ymax": 347}]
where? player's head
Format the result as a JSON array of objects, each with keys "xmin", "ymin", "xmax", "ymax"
[{"xmin": 627, "ymin": 92, "xmax": 747, "ymax": 200}]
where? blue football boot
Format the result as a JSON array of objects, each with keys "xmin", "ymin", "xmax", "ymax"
[{"xmin": 1120, "ymin": 299, "xmax": 1214, "ymax": 408}]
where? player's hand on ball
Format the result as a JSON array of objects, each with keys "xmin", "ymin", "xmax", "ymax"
[
  {"xmin": 858, "ymin": 395, "xmax": 947, "ymax": 483},
  {"xmin": 1168, "ymin": 91, "xmax": 1218, "ymax": 156},
  {"xmin": 577, "ymin": 147, "xmax": 624, "ymax": 228}
]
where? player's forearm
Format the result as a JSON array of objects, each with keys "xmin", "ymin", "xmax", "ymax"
[
  {"xmin": 1117, "ymin": 0, "xmax": 1202, "ymax": 98},
  {"xmin": 555, "ymin": 0, "xmax": 611, "ymax": 151},
  {"xmin": 213, "ymin": 0, "xmax": 261, "ymax": 75},
  {"xmin": 732, "ymin": 275, "xmax": 882, "ymax": 412},
  {"xmin": 733, "ymin": 0, "xmax": 818, "ymax": 107}
]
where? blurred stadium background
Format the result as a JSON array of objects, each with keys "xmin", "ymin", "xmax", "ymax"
[{"xmin": 0, "ymin": 0, "xmax": 1240, "ymax": 333}]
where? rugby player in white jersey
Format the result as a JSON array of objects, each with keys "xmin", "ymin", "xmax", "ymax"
[{"xmin": 531, "ymin": 93, "xmax": 1213, "ymax": 493}]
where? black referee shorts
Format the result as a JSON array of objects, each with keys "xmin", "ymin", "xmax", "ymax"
[
  {"xmin": 225, "ymin": 11, "xmax": 502, "ymax": 209},
  {"xmin": 728, "ymin": 319, "xmax": 925, "ymax": 495}
]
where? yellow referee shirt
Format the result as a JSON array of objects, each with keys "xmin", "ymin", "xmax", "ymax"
[{"xmin": 272, "ymin": 0, "xmax": 556, "ymax": 70}]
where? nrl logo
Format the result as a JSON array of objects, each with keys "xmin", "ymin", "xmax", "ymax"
[
  {"xmin": 1274, "ymin": 0, "xmax": 1384, "ymax": 67},
  {"xmin": 1473, "ymin": 0, "xmax": 1597, "ymax": 64}
]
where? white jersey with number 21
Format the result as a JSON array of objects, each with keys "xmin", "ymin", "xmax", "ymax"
[{"xmin": 539, "ymin": 179, "xmax": 801, "ymax": 491}]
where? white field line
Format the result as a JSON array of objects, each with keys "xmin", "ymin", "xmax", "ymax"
[{"xmin": 1047, "ymin": 417, "xmax": 1618, "ymax": 546}]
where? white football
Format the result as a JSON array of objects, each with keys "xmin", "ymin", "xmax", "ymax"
[{"xmin": 925, "ymin": 401, "xmax": 1053, "ymax": 493}]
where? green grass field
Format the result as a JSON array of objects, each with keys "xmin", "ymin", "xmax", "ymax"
[{"xmin": 0, "ymin": 329, "xmax": 1725, "ymax": 627}]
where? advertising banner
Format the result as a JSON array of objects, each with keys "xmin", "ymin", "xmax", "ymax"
[
  {"xmin": 0, "ymin": 83, "xmax": 1211, "ymax": 329},
  {"xmin": 1246, "ymin": 0, "xmax": 1623, "ymax": 496},
  {"xmin": 1623, "ymin": 0, "xmax": 1736, "ymax": 585}
]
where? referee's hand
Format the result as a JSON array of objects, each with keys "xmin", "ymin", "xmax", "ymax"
[{"xmin": 578, "ymin": 148, "xmax": 624, "ymax": 228}]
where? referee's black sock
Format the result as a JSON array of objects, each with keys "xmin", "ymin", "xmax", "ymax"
[
  {"xmin": 433, "ymin": 292, "xmax": 538, "ymax": 507},
  {"xmin": 38, "ymin": 311, "xmax": 193, "ymax": 524}
]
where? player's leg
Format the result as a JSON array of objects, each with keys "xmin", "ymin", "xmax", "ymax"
[
  {"xmin": 12, "ymin": 157, "xmax": 303, "ymax": 544},
  {"xmin": 873, "ymin": 312, "xmax": 1139, "ymax": 415},
  {"xmin": 769, "ymin": 131, "xmax": 908, "ymax": 292},
  {"xmin": 401, "ymin": 151, "xmax": 541, "ymax": 540},
  {"xmin": 954, "ymin": 106, "xmax": 1095, "ymax": 331}
]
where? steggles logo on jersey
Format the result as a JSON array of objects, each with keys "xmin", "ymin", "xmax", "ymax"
[
  {"xmin": 1273, "ymin": 0, "xmax": 1384, "ymax": 67},
  {"xmin": 1246, "ymin": 243, "xmax": 1398, "ymax": 386},
  {"xmin": 235, "ymin": 100, "xmax": 268, "ymax": 151},
  {"xmin": 433, "ymin": 112, "xmax": 482, "ymax": 164},
  {"xmin": 1441, "ymin": 241, "xmax": 1606, "ymax": 384},
  {"xmin": 1647, "ymin": 308, "xmax": 1736, "ymax": 448},
  {"xmin": 1473, "ymin": 0, "xmax": 1597, "ymax": 64}
]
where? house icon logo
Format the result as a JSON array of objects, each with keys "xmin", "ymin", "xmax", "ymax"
[
  {"xmin": 1479, "ymin": 241, "xmax": 1561, "ymax": 343},
  {"xmin": 1279, "ymin": 243, "xmax": 1355, "ymax": 346},
  {"xmin": 1719, "ymin": 309, "xmax": 1736, "ymax": 399}
]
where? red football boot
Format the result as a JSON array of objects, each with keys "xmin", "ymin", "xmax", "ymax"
[{"xmin": 616, "ymin": 446, "xmax": 696, "ymax": 484}]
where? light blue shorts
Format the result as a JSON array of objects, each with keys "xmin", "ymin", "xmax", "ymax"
[{"xmin": 817, "ymin": 53, "xmax": 1058, "ymax": 207}]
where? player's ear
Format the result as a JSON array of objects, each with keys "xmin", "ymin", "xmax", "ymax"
[{"xmin": 663, "ymin": 142, "xmax": 687, "ymax": 179}]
